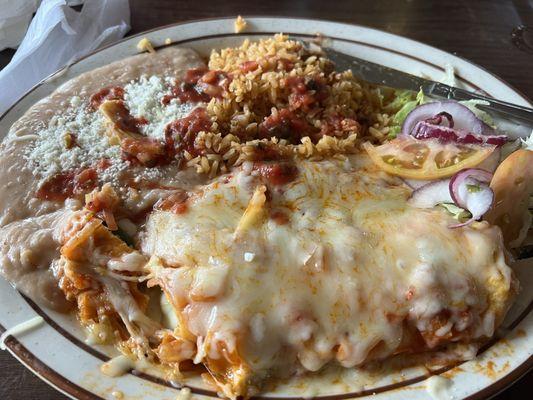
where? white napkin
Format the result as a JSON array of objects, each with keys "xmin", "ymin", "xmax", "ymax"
[
  {"xmin": 0, "ymin": 0, "xmax": 130, "ymax": 116},
  {"xmin": 0, "ymin": 0, "xmax": 41, "ymax": 51}
]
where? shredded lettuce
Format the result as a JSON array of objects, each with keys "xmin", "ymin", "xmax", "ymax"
[
  {"xmin": 392, "ymin": 99, "xmax": 417, "ymax": 125},
  {"xmin": 382, "ymin": 90, "xmax": 414, "ymax": 113},
  {"xmin": 521, "ymin": 130, "xmax": 533, "ymax": 150},
  {"xmin": 388, "ymin": 125, "xmax": 401, "ymax": 137},
  {"xmin": 466, "ymin": 184, "xmax": 482, "ymax": 193},
  {"xmin": 439, "ymin": 203, "xmax": 471, "ymax": 221},
  {"xmin": 459, "ymin": 99, "xmax": 495, "ymax": 127},
  {"xmin": 416, "ymin": 89, "xmax": 425, "ymax": 104},
  {"xmin": 386, "ymin": 88, "xmax": 425, "ymax": 138},
  {"xmin": 437, "ymin": 64, "xmax": 496, "ymax": 128}
]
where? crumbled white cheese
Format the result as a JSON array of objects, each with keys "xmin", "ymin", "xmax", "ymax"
[
  {"xmin": 123, "ymin": 75, "xmax": 194, "ymax": 140},
  {"xmin": 70, "ymin": 95, "xmax": 81, "ymax": 108},
  {"xmin": 149, "ymin": 100, "xmax": 195, "ymax": 139},
  {"xmin": 124, "ymin": 75, "xmax": 166, "ymax": 117},
  {"xmin": 98, "ymin": 160, "xmax": 129, "ymax": 186},
  {"xmin": 25, "ymin": 104, "xmax": 120, "ymax": 182},
  {"xmin": 24, "ymin": 73, "xmax": 194, "ymax": 189},
  {"xmin": 244, "ymin": 252, "xmax": 255, "ymax": 262}
]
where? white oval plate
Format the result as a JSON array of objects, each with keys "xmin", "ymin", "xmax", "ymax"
[{"xmin": 0, "ymin": 16, "xmax": 531, "ymax": 400}]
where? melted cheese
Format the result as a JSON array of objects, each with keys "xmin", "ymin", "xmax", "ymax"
[
  {"xmin": 425, "ymin": 375, "xmax": 454, "ymax": 400},
  {"xmin": 101, "ymin": 355, "xmax": 135, "ymax": 377},
  {"xmin": 0, "ymin": 316, "xmax": 44, "ymax": 350},
  {"xmin": 142, "ymin": 155, "xmax": 515, "ymax": 393}
]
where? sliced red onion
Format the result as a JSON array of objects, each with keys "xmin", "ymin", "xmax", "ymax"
[
  {"xmin": 479, "ymin": 120, "xmax": 497, "ymax": 136},
  {"xmin": 449, "ymin": 168, "xmax": 494, "ymax": 228},
  {"xmin": 411, "ymin": 121, "xmax": 508, "ymax": 147},
  {"xmin": 404, "ymin": 178, "xmax": 431, "ymax": 189},
  {"xmin": 408, "ymin": 179, "xmax": 452, "ymax": 208},
  {"xmin": 424, "ymin": 111, "xmax": 454, "ymax": 128},
  {"xmin": 449, "ymin": 218, "xmax": 476, "ymax": 229},
  {"xmin": 402, "ymin": 101, "xmax": 486, "ymax": 136},
  {"xmin": 406, "ymin": 166, "xmax": 495, "ymax": 228}
]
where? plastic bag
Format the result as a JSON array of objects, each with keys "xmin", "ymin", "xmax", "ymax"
[
  {"xmin": 0, "ymin": 0, "xmax": 41, "ymax": 51},
  {"xmin": 0, "ymin": 0, "xmax": 130, "ymax": 116}
]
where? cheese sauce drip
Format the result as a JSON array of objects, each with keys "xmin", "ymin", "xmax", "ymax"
[{"xmin": 0, "ymin": 316, "xmax": 44, "ymax": 350}]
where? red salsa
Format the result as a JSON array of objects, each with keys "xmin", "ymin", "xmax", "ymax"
[
  {"xmin": 162, "ymin": 68, "xmax": 231, "ymax": 105},
  {"xmin": 89, "ymin": 86, "xmax": 125, "ymax": 110},
  {"xmin": 239, "ymin": 60, "xmax": 259, "ymax": 73},
  {"xmin": 248, "ymin": 142, "xmax": 283, "ymax": 161},
  {"xmin": 254, "ymin": 162, "xmax": 298, "ymax": 186},
  {"xmin": 164, "ymin": 107, "xmax": 212, "ymax": 158},
  {"xmin": 106, "ymin": 100, "xmax": 148, "ymax": 134},
  {"xmin": 96, "ymin": 158, "xmax": 112, "ymax": 170},
  {"xmin": 277, "ymin": 58, "xmax": 295, "ymax": 72},
  {"xmin": 36, "ymin": 167, "xmax": 98, "ymax": 201},
  {"xmin": 285, "ymin": 76, "xmax": 328, "ymax": 112},
  {"xmin": 120, "ymin": 136, "xmax": 169, "ymax": 167},
  {"xmin": 319, "ymin": 113, "xmax": 360, "ymax": 138},
  {"xmin": 270, "ymin": 209, "xmax": 290, "ymax": 225},
  {"xmin": 258, "ymin": 108, "xmax": 310, "ymax": 143}
]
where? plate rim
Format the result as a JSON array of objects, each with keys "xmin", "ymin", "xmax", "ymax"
[
  {"xmin": 0, "ymin": 15, "xmax": 531, "ymax": 400},
  {"xmin": 1, "ymin": 15, "xmax": 531, "ymax": 123},
  {"xmin": 0, "ymin": 323, "xmax": 102, "ymax": 400}
]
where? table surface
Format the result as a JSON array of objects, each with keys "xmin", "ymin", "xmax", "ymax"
[{"xmin": 0, "ymin": 0, "xmax": 531, "ymax": 399}]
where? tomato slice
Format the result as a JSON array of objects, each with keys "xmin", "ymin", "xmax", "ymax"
[{"xmin": 362, "ymin": 136, "xmax": 496, "ymax": 180}]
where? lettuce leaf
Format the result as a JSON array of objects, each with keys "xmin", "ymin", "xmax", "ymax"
[
  {"xmin": 416, "ymin": 88, "xmax": 425, "ymax": 104},
  {"xmin": 459, "ymin": 99, "xmax": 495, "ymax": 127},
  {"xmin": 392, "ymin": 99, "xmax": 418, "ymax": 125},
  {"xmin": 382, "ymin": 90, "xmax": 414, "ymax": 113},
  {"xmin": 386, "ymin": 88, "xmax": 425, "ymax": 138},
  {"xmin": 388, "ymin": 125, "xmax": 401, "ymax": 138},
  {"xmin": 439, "ymin": 203, "xmax": 471, "ymax": 221}
]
